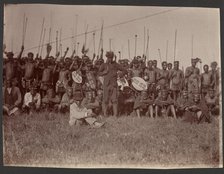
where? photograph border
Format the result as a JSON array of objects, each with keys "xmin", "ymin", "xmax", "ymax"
[{"xmin": 0, "ymin": 0, "xmax": 223, "ymax": 173}]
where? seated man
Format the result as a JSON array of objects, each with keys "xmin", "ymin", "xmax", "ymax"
[
  {"xmin": 185, "ymin": 93, "xmax": 210, "ymax": 124},
  {"xmin": 69, "ymin": 93, "xmax": 105, "ymax": 128},
  {"xmin": 134, "ymin": 90, "xmax": 154, "ymax": 118},
  {"xmin": 205, "ymin": 89, "xmax": 219, "ymax": 116},
  {"xmin": 154, "ymin": 89, "xmax": 176, "ymax": 118},
  {"xmin": 57, "ymin": 87, "xmax": 73, "ymax": 113},
  {"xmin": 82, "ymin": 91, "xmax": 101, "ymax": 116},
  {"xmin": 42, "ymin": 85, "xmax": 61, "ymax": 111},
  {"xmin": 22, "ymin": 85, "xmax": 41, "ymax": 114},
  {"xmin": 175, "ymin": 90, "xmax": 193, "ymax": 118},
  {"xmin": 3, "ymin": 79, "xmax": 22, "ymax": 116}
]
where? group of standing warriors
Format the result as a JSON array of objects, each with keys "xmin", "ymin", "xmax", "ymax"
[{"xmin": 3, "ymin": 44, "xmax": 220, "ymax": 125}]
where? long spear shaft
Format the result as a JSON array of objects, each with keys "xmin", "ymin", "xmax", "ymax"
[
  {"xmin": 135, "ymin": 35, "xmax": 137, "ymax": 57},
  {"xmin": 11, "ymin": 36, "xmax": 14, "ymax": 52},
  {"xmin": 191, "ymin": 34, "xmax": 194, "ymax": 58},
  {"xmin": 84, "ymin": 24, "xmax": 88, "ymax": 47},
  {"xmin": 98, "ymin": 21, "xmax": 104, "ymax": 56},
  {"xmin": 146, "ymin": 29, "xmax": 149, "ymax": 59},
  {"xmin": 109, "ymin": 39, "xmax": 112, "ymax": 51},
  {"xmin": 59, "ymin": 28, "xmax": 62, "ymax": 55},
  {"xmin": 56, "ymin": 30, "xmax": 58, "ymax": 55},
  {"xmin": 38, "ymin": 18, "xmax": 45, "ymax": 55},
  {"xmin": 143, "ymin": 26, "xmax": 145, "ymax": 55},
  {"xmin": 77, "ymin": 42, "xmax": 80, "ymax": 56},
  {"xmin": 174, "ymin": 29, "xmax": 177, "ymax": 62},
  {"xmin": 22, "ymin": 13, "xmax": 25, "ymax": 45},
  {"xmin": 166, "ymin": 40, "xmax": 168, "ymax": 62},
  {"xmin": 128, "ymin": 39, "xmax": 130, "ymax": 60},
  {"xmin": 93, "ymin": 32, "xmax": 96, "ymax": 53},
  {"xmin": 74, "ymin": 15, "xmax": 78, "ymax": 51},
  {"xmin": 145, "ymin": 35, "xmax": 149, "ymax": 60},
  {"xmin": 40, "ymin": 28, "xmax": 46, "ymax": 57},
  {"xmin": 158, "ymin": 48, "xmax": 162, "ymax": 64},
  {"xmin": 24, "ymin": 17, "xmax": 28, "ymax": 44}
]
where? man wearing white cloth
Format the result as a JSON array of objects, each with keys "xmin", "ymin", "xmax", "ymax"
[{"xmin": 68, "ymin": 88, "xmax": 104, "ymax": 128}]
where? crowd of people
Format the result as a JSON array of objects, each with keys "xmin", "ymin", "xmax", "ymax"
[{"xmin": 3, "ymin": 43, "xmax": 220, "ymax": 128}]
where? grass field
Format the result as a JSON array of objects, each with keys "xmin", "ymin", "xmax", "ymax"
[{"xmin": 3, "ymin": 112, "xmax": 223, "ymax": 168}]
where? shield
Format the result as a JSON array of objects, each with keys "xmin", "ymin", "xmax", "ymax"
[
  {"xmin": 131, "ymin": 77, "xmax": 147, "ymax": 91},
  {"xmin": 72, "ymin": 71, "xmax": 82, "ymax": 84}
]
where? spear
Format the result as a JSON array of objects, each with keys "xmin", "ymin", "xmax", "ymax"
[
  {"xmin": 84, "ymin": 24, "xmax": 88, "ymax": 48},
  {"xmin": 77, "ymin": 42, "xmax": 80, "ymax": 56},
  {"xmin": 174, "ymin": 29, "xmax": 177, "ymax": 62},
  {"xmin": 74, "ymin": 15, "xmax": 78, "ymax": 51},
  {"xmin": 59, "ymin": 28, "xmax": 62, "ymax": 57},
  {"xmin": 143, "ymin": 26, "xmax": 146, "ymax": 56},
  {"xmin": 37, "ymin": 18, "xmax": 45, "ymax": 56},
  {"xmin": 22, "ymin": 14, "xmax": 28, "ymax": 46},
  {"xmin": 145, "ymin": 29, "xmax": 149, "ymax": 60},
  {"xmin": 118, "ymin": 51, "xmax": 121, "ymax": 60},
  {"xmin": 93, "ymin": 32, "xmax": 96, "ymax": 54},
  {"xmin": 191, "ymin": 34, "xmax": 194, "ymax": 58},
  {"xmin": 40, "ymin": 28, "xmax": 46, "ymax": 58},
  {"xmin": 70, "ymin": 28, "xmax": 74, "ymax": 52},
  {"xmin": 49, "ymin": 11, "xmax": 53, "ymax": 44},
  {"xmin": 109, "ymin": 38, "xmax": 112, "ymax": 51},
  {"xmin": 56, "ymin": 30, "xmax": 58, "ymax": 56},
  {"xmin": 128, "ymin": 39, "xmax": 130, "ymax": 60},
  {"xmin": 11, "ymin": 36, "xmax": 14, "ymax": 52},
  {"xmin": 22, "ymin": 13, "xmax": 25, "ymax": 45},
  {"xmin": 98, "ymin": 21, "xmax": 104, "ymax": 56},
  {"xmin": 166, "ymin": 40, "xmax": 168, "ymax": 62},
  {"xmin": 48, "ymin": 28, "xmax": 52, "ymax": 44},
  {"xmin": 135, "ymin": 35, "xmax": 137, "ymax": 57},
  {"xmin": 158, "ymin": 48, "xmax": 162, "ymax": 64}
]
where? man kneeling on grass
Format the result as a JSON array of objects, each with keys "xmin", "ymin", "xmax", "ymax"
[
  {"xmin": 184, "ymin": 93, "xmax": 210, "ymax": 124},
  {"xmin": 154, "ymin": 89, "xmax": 177, "ymax": 118},
  {"xmin": 68, "ymin": 88, "xmax": 105, "ymax": 128},
  {"xmin": 134, "ymin": 90, "xmax": 154, "ymax": 118}
]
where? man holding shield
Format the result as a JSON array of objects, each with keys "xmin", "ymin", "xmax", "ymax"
[{"xmin": 98, "ymin": 51, "xmax": 127, "ymax": 117}]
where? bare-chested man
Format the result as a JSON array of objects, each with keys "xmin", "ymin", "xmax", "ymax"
[
  {"xmin": 20, "ymin": 52, "xmax": 37, "ymax": 92},
  {"xmin": 169, "ymin": 61, "xmax": 184, "ymax": 101},
  {"xmin": 152, "ymin": 60, "xmax": 161, "ymax": 76},
  {"xmin": 188, "ymin": 68, "xmax": 201, "ymax": 96},
  {"xmin": 157, "ymin": 61, "xmax": 169, "ymax": 90},
  {"xmin": 167, "ymin": 63, "xmax": 172, "ymax": 71},
  {"xmin": 55, "ymin": 61, "xmax": 71, "ymax": 98},
  {"xmin": 201, "ymin": 64, "xmax": 213, "ymax": 97},
  {"xmin": 129, "ymin": 59, "xmax": 143, "ymax": 78},
  {"xmin": 4, "ymin": 46, "xmax": 24, "ymax": 82},
  {"xmin": 154, "ymin": 89, "xmax": 176, "ymax": 118},
  {"xmin": 209, "ymin": 61, "xmax": 220, "ymax": 95},
  {"xmin": 40, "ymin": 61, "xmax": 53, "ymax": 97},
  {"xmin": 144, "ymin": 60, "xmax": 157, "ymax": 97},
  {"xmin": 185, "ymin": 58, "xmax": 200, "ymax": 90}
]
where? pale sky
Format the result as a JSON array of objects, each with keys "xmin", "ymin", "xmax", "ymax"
[{"xmin": 4, "ymin": 4, "xmax": 220, "ymax": 69}]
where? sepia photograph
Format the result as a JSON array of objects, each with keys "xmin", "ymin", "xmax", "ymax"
[{"xmin": 2, "ymin": 3, "xmax": 223, "ymax": 168}]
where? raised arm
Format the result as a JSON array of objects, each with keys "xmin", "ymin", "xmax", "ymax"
[{"xmin": 61, "ymin": 47, "xmax": 69, "ymax": 62}]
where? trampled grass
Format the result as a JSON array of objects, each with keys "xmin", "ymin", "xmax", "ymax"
[{"xmin": 2, "ymin": 112, "xmax": 222, "ymax": 168}]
